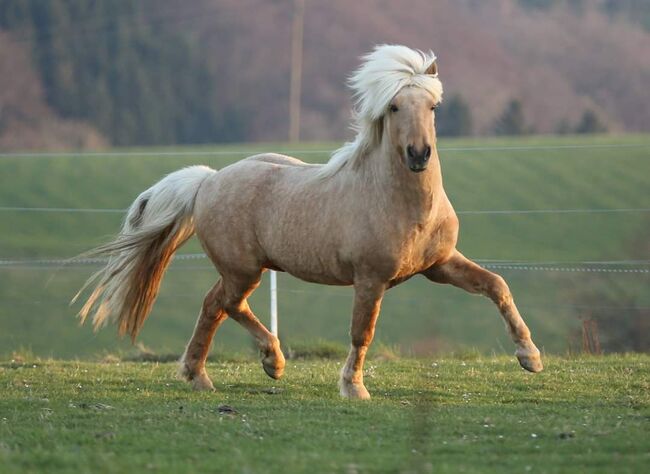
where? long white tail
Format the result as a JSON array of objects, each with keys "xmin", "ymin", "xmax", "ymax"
[{"xmin": 73, "ymin": 165, "xmax": 216, "ymax": 340}]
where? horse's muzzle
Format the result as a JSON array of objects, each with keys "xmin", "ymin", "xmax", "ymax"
[
  {"xmin": 408, "ymin": 163, "xmax": 428, "ymax": 173},
  {"xmin": 407, "ymin": 144, "xmax": 431, "ymax": 173}
]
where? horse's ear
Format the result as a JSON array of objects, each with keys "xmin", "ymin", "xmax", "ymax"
[{"xmin": 425, "ymin": 61, "xmax": 438, "ymax": 76}]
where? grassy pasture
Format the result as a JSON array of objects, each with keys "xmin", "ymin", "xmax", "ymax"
[
  {"xmin": 0, "ymin": 134, "xmax": 649, "ymax": 358},
  {"xmin": 0, "ymin": 355, "xmax": 648, "ymax": 473}
]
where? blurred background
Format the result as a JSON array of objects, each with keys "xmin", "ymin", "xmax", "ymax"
[{"xmin": 0, "ymin": 0, "xmax": 648, "ymax": 359}]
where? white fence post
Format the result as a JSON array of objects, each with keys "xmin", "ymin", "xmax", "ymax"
[{"xmin": 270, "ymin": 270, "xmax": 278, "ymax": 337}]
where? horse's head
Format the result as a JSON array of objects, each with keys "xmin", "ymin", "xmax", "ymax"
[
  {"xmin": 347, "ymin": 45, "xmax": 443, "ymax": 175},
  {"xmin": 321, "ymin": 45, "xmax": 443, "ymax": 180},
  {"xmin": 385, "ymin": 64, "xmax": 439, "ymax": 173}
]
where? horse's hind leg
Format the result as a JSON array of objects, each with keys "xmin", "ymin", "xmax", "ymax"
[
  {"xmin": 221, "ymin": 271, "xmax": 285, "ymax": 380},
  {"xmin": 424, "ymin": 249, "xmax": 543, "ymax": 373},
  {"xmin": 180, "ymin": 280, "xmax": 227, "ymax": 391}
]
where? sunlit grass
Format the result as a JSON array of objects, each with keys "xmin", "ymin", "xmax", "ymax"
[{"xmin": 0, "ymin": 354, "xmax": 647, "ymax": 473}]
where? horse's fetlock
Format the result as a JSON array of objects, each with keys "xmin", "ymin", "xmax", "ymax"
[
  {"xmin": 178, "ymin": 362, "xmax": 194, "ymax": 381},
  {"xmin": 179, "ymin": 354, "xmax": 204, "ymax": 381}
]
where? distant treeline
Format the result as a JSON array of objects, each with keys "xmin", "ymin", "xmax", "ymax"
[
  {"xmin": 437, "ymin": 96, "xmax": 606, "ymax": 137},
  {"xmin": 0, "ymin": 0, "xmax": 641, "ymax": 147},
  {"xmin": 518, "ymin": 0, "xmax": 650, "ymax": 31},
  {"xmin": 0, "ymin": 0, "xmax": 243, "ymax": 146}
]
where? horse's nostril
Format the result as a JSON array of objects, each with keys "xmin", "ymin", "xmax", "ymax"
[
  {"xmin": 424, "ymin": 145, "xmax": 432, "ymax": 159},
  {"xmin": 407, "ymin": 145, "xmax": 415, "ymax": 158}
]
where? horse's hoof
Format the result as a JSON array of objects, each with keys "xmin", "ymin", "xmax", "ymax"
[
  {"xmin": 191, "ymin": 373, "xmax": 216, "ymax": 391},
  {"xmin": 339, "ymin": 381, "xmax": 371, "ymax": 400},
  {"xmin": 516, "ymin": 349, "xmax": 544, "ymax": 373},
  {"xmin": 180, "ymin": 362, "xmax": 216, "ymax": 391},
  {"xmin": 262, "ymin": 350, "xmax": 285, "ymax": 380},
  {"xmin": 262, "ymin": 361, "xmax": 284, "ymax": 380}
]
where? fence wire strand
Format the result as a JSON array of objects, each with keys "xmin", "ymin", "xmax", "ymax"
[
  {"xmin": 1, "ymin": 253, "xmax": 648, "ymax": 273},
  {"xmin": 1, "ymin": 141, "xmax": 648, "ymax": 159}
]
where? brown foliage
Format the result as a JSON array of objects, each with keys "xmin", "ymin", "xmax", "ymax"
[
  {"xmin": 186, "ymin": 0, "xmax": 650, "ymax": 139},
  {"xmin": 3, "ymin": 0, "xmax": 650, "ymax": 147},
  {"xmin": 0, "ymin": 31, "xmax": 106, "ymax": 151}
]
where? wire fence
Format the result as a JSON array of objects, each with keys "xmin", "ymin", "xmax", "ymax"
[
  {"xmin": 1, "ymin": 141, "xmax": 648, "ymax": 342},
  {"xmin": 0, "ymin": 141, "xmax": 648, "ymax": 159},
  {"xmin": 2, "ymin": 205, "xmax": 650, "ymax": 215},
  {"xmin": 1, "ymin": 253, "xmax": 649, "ymax": 273},
  {"xmin": 4, "ymin": 285, "xmax": 649, "ymax": 313}
]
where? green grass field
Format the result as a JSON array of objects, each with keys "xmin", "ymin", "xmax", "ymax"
[
  {"xmin": 1, "ymin": 134, "xmax": 649, "ymax": 359},
  {"xmin": 0, "ymin": 354, "xmax": 648, "ymax": 473}
]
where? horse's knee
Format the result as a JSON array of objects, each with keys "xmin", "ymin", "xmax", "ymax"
[
  {"xmin": 350, "ymin": 314, "xmax": 375, "ymax": 347},
  {"xmin": 487, "ymin": 274, "xmax": 512, "ymax": 308}
]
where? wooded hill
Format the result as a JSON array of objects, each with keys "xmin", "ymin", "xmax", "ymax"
[{"xmin": 1, "ymin": 0, "xmax": 649, "ymax": 150}]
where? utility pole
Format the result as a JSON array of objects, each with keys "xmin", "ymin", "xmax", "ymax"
[
  {"xmin": 271, "ymin": 0, "xmax": 305, "ymax": 337},
  {"xmin": 289, "ymin": 0, "xmax": 305, "ymax": 143},
  {"xmin": 269, "ymin": 0, "xmax": 305, "ymax": 336},
  {"xmin": 270, "ymin": 270, "xmax": 278, "ymax": 337}
]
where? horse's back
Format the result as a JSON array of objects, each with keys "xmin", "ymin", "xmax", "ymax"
[{"xmin": 244, "ymin": 152, "xmax": 315, "ymax": 168}]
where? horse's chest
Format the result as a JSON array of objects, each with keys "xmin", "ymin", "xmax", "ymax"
[
  {"xmin": 382, "ymin": 220, "xmax": 456, "ymax": 281},
  {"xmin": 392, "ymin": 234, "xmax": 437, "ymax": 276}
]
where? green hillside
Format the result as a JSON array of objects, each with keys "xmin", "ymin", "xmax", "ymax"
[{"xmin": 1, "ymin": 135, "xmax": 649, "ymax": 358}]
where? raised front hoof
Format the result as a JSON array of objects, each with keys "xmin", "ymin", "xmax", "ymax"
[
  {"xmin": 262, "ymin": 353, "xmax": 285, "ymax": 380},
  {"xmin": 516, "ymin": 349, "xmax": 544, "ymax": 373},
  {"xmin": 339, "ymin": 381, "xmax": 371, "ymax": 400}
]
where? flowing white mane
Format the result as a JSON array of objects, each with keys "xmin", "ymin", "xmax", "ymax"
[{"xmin": 318, "ymin": 44, "xmax": 443, "ymax": 178}]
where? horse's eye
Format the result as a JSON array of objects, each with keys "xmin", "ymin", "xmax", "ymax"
[
  {"xmin": 430, "ymin": 105, "xmax": 437, "ymax": 111},
  {"xmin": 389, "ymin": 104, "xmax": 399, "ymax": 113}
]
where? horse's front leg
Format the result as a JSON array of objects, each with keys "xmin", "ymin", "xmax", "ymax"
[
  {"xmin": 340, "ymin": 279, "xmax": 386, "ymax": 400},
  {"xmin": 424, "ymin": 250, "xmax": 543, "ymax": 373}
]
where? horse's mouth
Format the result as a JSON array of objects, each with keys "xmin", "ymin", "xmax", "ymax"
[{"xmin": 409, "ymin": 165, "xmax": 427, "ymax": 173}]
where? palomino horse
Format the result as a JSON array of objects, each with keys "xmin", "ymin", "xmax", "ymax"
[{"xmin": 75, "ymin": 45, "xmax": 543, "ymax": 399}]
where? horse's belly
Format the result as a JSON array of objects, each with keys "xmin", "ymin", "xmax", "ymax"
[
  {"xmin": 282, "ymin": 267, "xmax": 352, "ymax": 286},
  {"xmin": 266, "ymin": 252, "xmax": 354, "ymax": 286}
]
